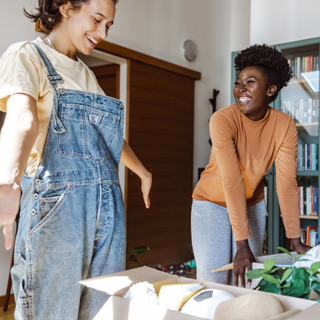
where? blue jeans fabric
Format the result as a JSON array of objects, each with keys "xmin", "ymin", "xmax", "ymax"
[
  {"xmin": 11, "ymin": 43, "xmax": 126, "ymax": 320},
  {"xmin": 191, "ymin": 199, "xmax": 266, "ymax": 285}
]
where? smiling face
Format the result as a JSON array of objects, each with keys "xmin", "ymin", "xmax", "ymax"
[
  {"xmin": 60, "ymin": 0, "xmax": 116, "ymax": 56},
  {"xmin": 233, "ymin": 66, "xmax": 277, "ymax": 121}
]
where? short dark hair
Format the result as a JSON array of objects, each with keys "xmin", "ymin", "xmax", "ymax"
[
  {"xmin": 24, "ymin": 0, "xmax": 119, "ymax": 33},
  {"xmin": 234, "ymin": 44, "xmax": 293, "ymax": 103}
]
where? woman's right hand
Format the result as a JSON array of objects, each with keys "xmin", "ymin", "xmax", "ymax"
[
  {"xmin": 0, "ymin": 183, "xmax": 20, "ymax": 250},
  {"xmin": 141, "ymin": 171, "xmax": 152, "ymax": 209},
  {"xmin": 290, "ymin": 237, "xmax": 312, "ymax": 254},
  {"xmin": 233, "ymin": 239, "xmax": 254, "ymax": 287}
]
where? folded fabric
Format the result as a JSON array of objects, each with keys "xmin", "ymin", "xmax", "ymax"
[{"xmin": 294, "ymin": 245, "xmax": 320, "ymax": 270}]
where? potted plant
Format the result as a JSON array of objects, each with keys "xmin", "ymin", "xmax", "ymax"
[{"xmin": 246, "ymin": 247, "xmax": 320, "ymax": 301}]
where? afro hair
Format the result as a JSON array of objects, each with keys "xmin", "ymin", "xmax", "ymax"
[{"xmin": 234, "ymin": 44, "xmax": 293, "ymax": 102}]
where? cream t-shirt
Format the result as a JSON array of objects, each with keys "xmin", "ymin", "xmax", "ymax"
[{"xmin": 0, "ymin": 37, "xmax": 105, "ymax": 176}]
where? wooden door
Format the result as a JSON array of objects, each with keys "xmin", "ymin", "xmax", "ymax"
[
  {"xmin": 126, "ymin": 60, "xmax": 195, "ymax": 268},
  {"xmin": 90, "ymin": 64, "xmax": 120, "ymax": 99}
]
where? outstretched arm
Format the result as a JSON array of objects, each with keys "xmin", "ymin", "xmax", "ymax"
[
  {"xmin": 210, "ymin": 112, "xmax": 253, "ymax": 287},
  {"xmin": 120, "ymin": 140, "xmax": 152, "ymax": 208},
  {"xmin": 0, "ymin": 94, "xmax": 38, "ymax": 250},
  {"xmin": 275, "ymin": 119, "xmax": 310, "ymax": 254}
]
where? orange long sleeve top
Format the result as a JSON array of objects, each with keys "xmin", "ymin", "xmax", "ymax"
[{"xmin": 193, "ymin": 104, "xmax": 301, "ymax": 241}]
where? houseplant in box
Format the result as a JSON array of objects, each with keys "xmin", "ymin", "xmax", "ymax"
[{"xmin": 246, "ymin": 247, "xmax": 320, "ymax": 301}]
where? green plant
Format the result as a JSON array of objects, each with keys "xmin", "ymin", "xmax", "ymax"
[
  {"xmin": 126, "ymin": 245, "xmax": 150, "ymax": 265},
  {"xmin": 246, "ymin": 247, "xmax": 320, "ymax": 301}
]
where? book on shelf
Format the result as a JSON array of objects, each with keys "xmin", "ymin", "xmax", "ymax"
[
  {"xmin": 300, "ymin": 226, "xmax": 318, "ymax": 247},
  {"xmin": 297, "ymin": 144, "xmax": 318, "ymax": 171},
  {"xmin": 301, "ymin": 228, "xmax": 307, "ymax": 245},
  {"xmin": 306, "ymin": 226, "xmax": 318, "ymax": 246},
  {"xmin": 297, "ymin": 186, "xmax": 318, "ymax": 216},
  {"xmin": 281, "ymin": 98, "xmax": 319, "ymax": 124},
  {"xmin": 288, "ymin": 55, "xmax": 319, "ymax": 80}
]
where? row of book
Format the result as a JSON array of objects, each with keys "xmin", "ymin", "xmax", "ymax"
[
  {"xmin": 301, "ymin": 226, "xmax": 319, "ymax": 247},
  {"xmin": 287, "ymin": 55, "xmax": 319, "ymax": 80},
  {"xmin": 298, "ymin": 186, "xmax": 318, "ymax": 216},
  {"xmin": 281, "ymin": 98, "xmax": 319, "ymax": 124},
  {"xmin": 297, "ymin": 144, "xmax": 318, "ymax": 171}
]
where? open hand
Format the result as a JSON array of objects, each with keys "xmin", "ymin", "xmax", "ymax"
[
  {"xmin": 0, "ymin": 183, "xmax": 20, "ymax": 250},
  {"xmin": 141, "ymin": 172, "xmax": 152, "ymax": 208},
  {"xmin": 233, "ymin": 240, "xmax": 254, "ymax": 287}
]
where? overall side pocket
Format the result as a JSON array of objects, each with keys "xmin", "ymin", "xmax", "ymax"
[{"xmin": 11, "ymin": 256, "xmax": 29, "ymax": 317}]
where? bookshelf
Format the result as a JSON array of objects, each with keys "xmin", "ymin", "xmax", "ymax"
[{"xmin": 231, "ymin": 38, "xmax": 320, "ymax": 254}]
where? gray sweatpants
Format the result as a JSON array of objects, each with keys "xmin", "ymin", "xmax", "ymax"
[{"xmin": 191, "ymin": 199, "xmax": 266, "ymax": 284}]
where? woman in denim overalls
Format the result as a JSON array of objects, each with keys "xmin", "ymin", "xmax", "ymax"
[{"xmin": 0, "ymin": 0, "xmax": 152, "ymax": 319}]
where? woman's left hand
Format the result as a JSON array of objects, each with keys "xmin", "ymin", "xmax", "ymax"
[
  {"xmin": 141, "ymin": 172, "xmax": 152, "ymax": 208},
  {"xmin": 290, "ymin": 237, "xmax": 312, "ymax": 254}
]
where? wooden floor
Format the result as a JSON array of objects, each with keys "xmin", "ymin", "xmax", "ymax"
[{"xmin": 0, "ymin": 304, "xmax": 15, "ymax": 320}]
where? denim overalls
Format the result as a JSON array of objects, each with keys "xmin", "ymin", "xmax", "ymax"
[{"xmin": 11, "ymin": 43, "xmax": 126, "ymax": 320}]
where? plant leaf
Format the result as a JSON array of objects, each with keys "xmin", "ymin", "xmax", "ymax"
[
  {"xmin": 280, "ymin": 268, "xmax": 292, "ymax": 284},
  {"xmin": 311, "ymin": 282, "xmax": 320, "ymax": 291},
  {"xmin": 128, "ymin": 254, "xmax": 140, "ymax": 265},
  {"xmin": 270, "ymin": 267, "xmax": 283, "ymax": 274},
  {"xmin": 304, "ymin": 267, "xmax": 314, "ymax": 275},
  {"xmin": 296, "ymin": 259, "xmax": 313, "ymax": 262},
  {"xmin": 313, "ymin": 290, "xmax": 320, "ymax": 298},
  {"xmin": 311, "ymin": 262, "xmax": 320, "ymax": 274},
  {"xmin": 131, "ymin": 245, "xmax": 150, "ymax": 255},
  {"xmin": 310, "ymin": 275, "xmax": 320, "ymax": 282},
  {"xmin": 282, "ymin": 281, "xmax": 292, "ymax": 288},
  {"xmin": 277, "ymin": 247, "xmax": 292, "ymax": 256},
  {"xmin": 289, "ymin": 279, "xmax": 307, "ymax": 297},
  {"xmin": 258, "ymin": 283, "xmax": 281, "ymax": 294},
  {"xmin": 292, "ymin": 268, "xmax": 309, "ymax": 282},
  {"xmin": 264, "ymin": 259, "xmax": 276, "ymax": 273},
  {"xmin": 246, "ymin": 269, "xmax": 266, "ymax": 279},
  {"xmin": 294, "ymin": 254, "xmax": 306, "ymax": 260},
  {"xmin": 262, "ymin": 273, "xmax": 280, "ymax": 286}
]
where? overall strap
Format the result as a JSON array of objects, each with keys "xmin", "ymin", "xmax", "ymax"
[{"xmin": 30, "ymin": 42, "xmax": 66, "ymax": 134}]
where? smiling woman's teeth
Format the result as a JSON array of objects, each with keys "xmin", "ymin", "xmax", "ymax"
[
  {"xmin": 239, "ymin": 97, "xmax": 251, "ymax": 103},
  {"xmin": 86, "ymin": 35, "xmax": 97, "ymax": 45}
]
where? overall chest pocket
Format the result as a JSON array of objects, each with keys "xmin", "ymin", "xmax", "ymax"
[{"xmin": 59, "ymin": 103, "xmax": 120, "ymax": 161}]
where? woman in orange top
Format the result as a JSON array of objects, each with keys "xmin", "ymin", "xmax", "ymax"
[{"xmin": 192, "ymin": 44, "xmax": 311, "ymax": 287}]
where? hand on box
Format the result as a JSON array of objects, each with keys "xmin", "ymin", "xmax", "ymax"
[
  {"xmin": 233, "ymin": 240, "xmax": 254, "ymax": 288},
  {"xmin": 290, "ymin": 237, "xmax": 312, "ymax": 254},
  {"xmin": 0, "ymin": 183, "xmax": 20, "ymax": 250}
]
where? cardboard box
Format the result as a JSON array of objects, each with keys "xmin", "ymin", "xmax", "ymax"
[{"xmin": 80, "ymin": 266, "xmax": 320, "ymax": 320}]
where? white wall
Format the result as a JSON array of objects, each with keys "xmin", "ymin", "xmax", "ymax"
[
  {"xmin": 251, "ymin": 0, "xmax": 320, "ymax": 46},
  {"xmin": 110, "ymin": 0, "xmax": 251, "ymax": 182},
  {"xmin": 0, "ymin": 0, "xmax": 251, "ymax": 296}
]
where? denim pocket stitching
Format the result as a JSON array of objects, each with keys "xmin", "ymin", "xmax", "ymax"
[
  {"xmin": 13, "ymin": 208, "xmax": 27, "ymax": 263},
  {"xmin": 17, "ymin": 278, "xmax": 28, "ymax": 305},
  {"xmin": 101, "ymin": 113, "xmax": 120, "ymax": 147},
  {"xmin": 31, "ymin": 186, "xmax": 71, "ymax": 233}
]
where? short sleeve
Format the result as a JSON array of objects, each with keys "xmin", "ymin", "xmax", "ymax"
[{"xmin": 0, "ymin": 48, "xmax": 40, "ymax": 112}]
